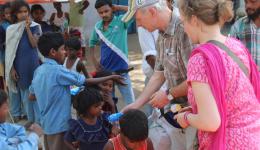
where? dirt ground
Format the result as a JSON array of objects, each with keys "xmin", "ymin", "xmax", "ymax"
[{"xmin": 85, "ymin": 33, "xmax": 146, "ymax": 110}]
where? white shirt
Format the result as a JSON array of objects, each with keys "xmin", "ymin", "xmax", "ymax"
[{"xmin": 137, "ymin": 27, "xmax": 159, "ymax": 78}]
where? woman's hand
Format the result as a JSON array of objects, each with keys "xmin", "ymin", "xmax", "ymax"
[{"xmin": 174, "ymin": 112, "xmax": 189, "ymax": 129}]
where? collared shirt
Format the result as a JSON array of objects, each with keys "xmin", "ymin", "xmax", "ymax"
[
  {"xmin": 89, "ymin": 15, "xmax": 133, "ymax": 72},
  {"xmin": 230, "ymin": 17, "xmax": 260, "ymax": 68},
  {"xmin": 29, "ymin": 58, "xmax": 85, "ymax": 135},
  {"xmin": 155, "ymin": 12, "xmax": 193, "ymax": 106},
  {"xmin": 0, "ymin": 122, "xmax": 39, "ymax": 150}
]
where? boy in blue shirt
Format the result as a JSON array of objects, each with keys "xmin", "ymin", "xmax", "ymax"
[
  {"xmin": 29, "ymin": 32, "xmax": 124, "ymax": 150},
  {"xmin": 0, "ymin": 90, "xmax": 43, "ymax": 150}
]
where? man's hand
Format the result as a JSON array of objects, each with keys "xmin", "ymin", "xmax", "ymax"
[
  {"xmin": 11, "ymin": 67, "xmax": 19, "ymax": 82},
  {"xmin": 28, "ymin": 123, "xmax": 43, "ymax": 137},
  {"xmin": 121, "ymin": 102, "xmax": 139, "ymax": 113},
  {"xmin": 149, "ymin": 90, "xmax": 169, "ymax": 109},
  {"xmin": 112, "ymin": 5, "xmax": 118, "ymax": 12},
  {"xmin": 112, "ymin": 5, "xmax": 128, "ymax": 12}
]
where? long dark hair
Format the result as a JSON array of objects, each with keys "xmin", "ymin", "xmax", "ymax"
[{"xmin": 11, "ymin": 0, "xmax": 30, "ymax": 23}]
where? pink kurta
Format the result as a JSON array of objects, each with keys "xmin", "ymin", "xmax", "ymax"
[{"xmin": 187, "ymin": 38, "xmax": 260, "ymax": 150}]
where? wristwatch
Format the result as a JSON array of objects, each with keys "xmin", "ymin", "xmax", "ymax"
[{"xmin": 166, "ymin": 88, "xmax": 174, "ymax": 101}]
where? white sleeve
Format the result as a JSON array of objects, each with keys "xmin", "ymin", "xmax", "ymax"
[{"xmin": 137, "ymin": 27, "xmax": 158, "ymax": 59}]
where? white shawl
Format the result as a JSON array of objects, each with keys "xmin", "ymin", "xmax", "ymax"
[{"xmin": 5, "ymin": 21, "xmax": 42, "ymax": 93}]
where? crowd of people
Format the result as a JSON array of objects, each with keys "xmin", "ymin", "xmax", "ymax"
[{"xmin": 0, "ymin": 0, "xmax": 259, "ymax": 150}]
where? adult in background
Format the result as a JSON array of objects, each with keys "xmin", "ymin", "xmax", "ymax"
[
  {"xmin": 89, "ymin": 0, "xmax": 135, "ymax": 105},
  {"xmin": 230, "ymin": 0, "xmax": 260, "ymax": 69},
  {"xmin": 69, "ymin": 0, "xmax": 89, "ymax": 57}
]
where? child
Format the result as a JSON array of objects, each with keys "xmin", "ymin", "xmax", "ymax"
[
  {"xmin": 0, "ymin": 90, "xmax": 43, "ymax": 150},
  {"xmin": 49, "ymin": 2, "xmax": 69, "ymax": 32},
  {"xmin": 31, "ymin": 4, "xmax": 52, "ymax": 33},
  {"xmin": 65, "ymin": 87, "xmax": 118, "ymax": 150},
  {"xmin": 69, "ymin": 28, "xmax": 84, "ymax": 59},
  {"xmin": 94, "ymin": 70, "xmax": 118, "ymax": 113},
  {"xmin": 64, "ymin": 37, "xmax": 90, "ymax": 78},
  {"xmin": 5, "ymin": 0, "xmax": 42, "ymax": 123},
  {"xmin": 29, "ymin": 32, "xmax": 124, "ymax": 150},
  {"xmin": 104, "ymin": 109, "xmax": 154, "ymax": 150},
  {"xmin": 0, "ymin": 2, "xmax": 12, "ymax": 90}
]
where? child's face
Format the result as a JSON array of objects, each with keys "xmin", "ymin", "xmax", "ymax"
[
  {"xmin": 16, "ymin": 6, "xmax": 29, "ymax": 22},
  {"xmin": 0, "ymin": 102, "xmax": 9, "ymax": 123},
  {"xmin": 88, "ymin": 102, "xmax": 103, "ymax": 117},
  {"xmin": 121, "ymin": 134, "xmax": 147, "ymax": 150},
  {"xmin": 98, "ymin": 80, "xmax": 113, "ymax": 93},
  {"xmin": 4, "ymin": 8, "xmax": 12, "ymax": 22},
  {"xmin": 65, "ymin": 47, "xmax": 78, "ymax": 58},
  {"xmin": 53, "ymin": 45, "xmax": 66, "ymax": 64},
  {"xmin": 32, "ymin": 9, "xmax": 44, "ymax": 22}
]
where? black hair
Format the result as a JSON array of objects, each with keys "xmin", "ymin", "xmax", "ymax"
[
  {"xmin": 31, "ymin": 4, "xmax": 45, "ymax": 14},
  {"xmin": 95, "ymin": 0, "xmax": 112, "ymax": 9},
  {"xmin": 73, "ymin": 87, "xmax": 103, "ymax": 116},
  {"xmin": 11, "ymin": 0, "xmax": 30, "ymax": 22},
  {"xmin": 0, "ymin": 5, "xmax": 3, "ymax": 16},
  {"xmin": 119, "ymin": 109, "xmax": 148, "ymax": 142},
  {"xmin": 0, "ymin": 90, "xmax": 8, "ymax": 107},
  {"xmin": 65, "ymin": 37, "xmax": 81, "ymax": 52},
  {"xmin": 38, "ymin": 32, "xmax": 64, "ymax": 57},
  {"xmin": 94, "ymin": 70, "xmax": 113, "ymax": 78},
  {"xmin": 3, "ymin": 2, "xmax": 11, "ymax": 11}
]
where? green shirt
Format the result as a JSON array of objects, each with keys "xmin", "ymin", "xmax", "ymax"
[{"xmin": 89, "ymin": 15, "xmax": 133, "ymax": 58}]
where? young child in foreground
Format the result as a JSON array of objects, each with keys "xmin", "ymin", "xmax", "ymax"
[
  {"xmin": 104, "ymin": 109, "xmax": 154, "ymax": 150},
  {"xmin": 0, "ymin": 90, "xmax": 43, "ymax": 150},
  {"xmin": 29, "ymin": 32, "xmax": 124, "ymax": 150},
  {"xmin": 65, "ymin": 87, "xmax": 118, "ymax": 150}
]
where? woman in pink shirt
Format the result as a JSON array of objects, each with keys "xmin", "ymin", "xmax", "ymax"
[{"xmin": 175, "ymin": 0, "xmax": 260, "ymax": 149}]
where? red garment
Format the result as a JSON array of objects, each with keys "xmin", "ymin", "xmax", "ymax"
[{"xmin": 110, "ymin": 135, "xmax": 147, "ymax": 150}]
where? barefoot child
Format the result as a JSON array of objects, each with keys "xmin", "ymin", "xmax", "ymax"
[
  {"xmin": 5, "ymin": 0, "xmax": 42, "ymax": 123},
  {"xmin": 29, "ymin": 32, "xmax": 124, "ymax": 150}
]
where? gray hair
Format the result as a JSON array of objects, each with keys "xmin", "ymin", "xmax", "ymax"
[{"xmin": 140, "ymin": 0, "xmax": 168, "ymax": 12}]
